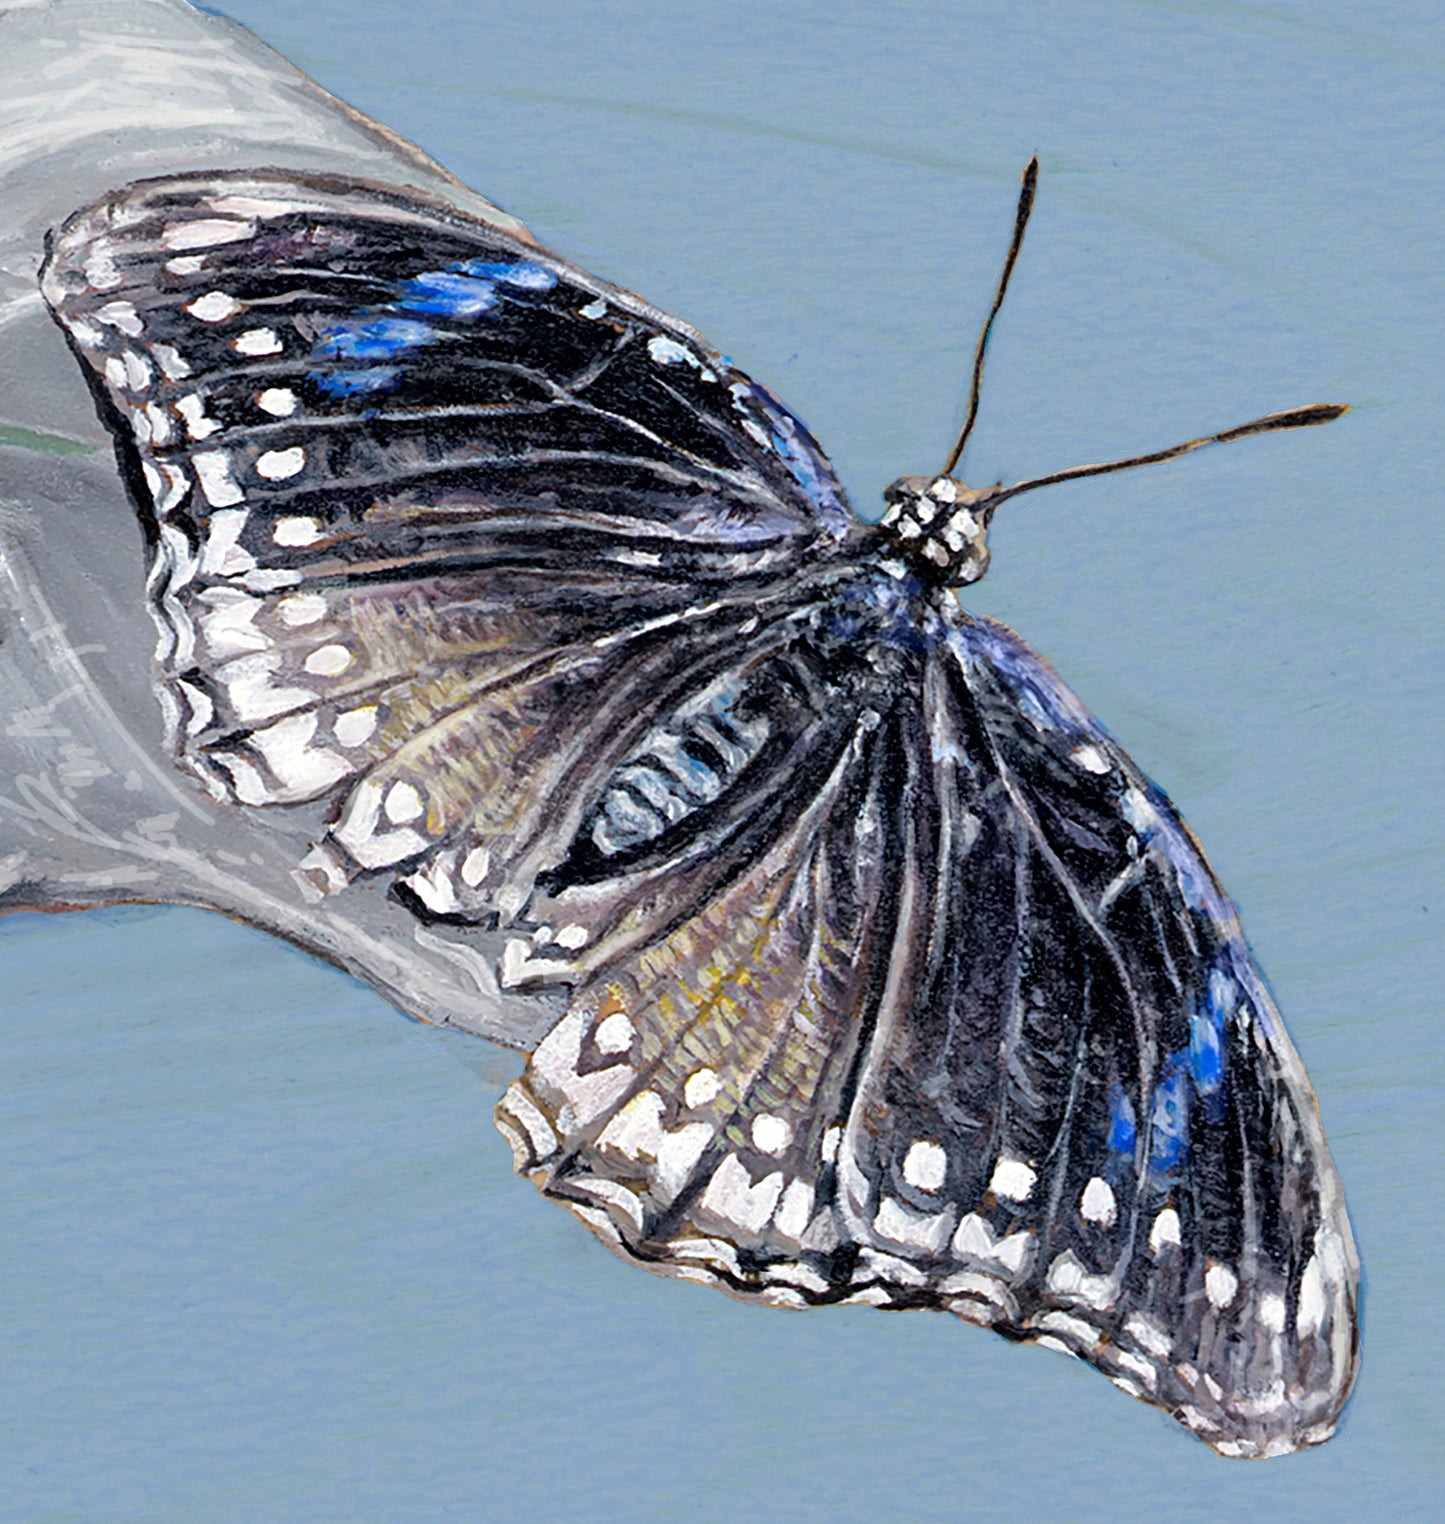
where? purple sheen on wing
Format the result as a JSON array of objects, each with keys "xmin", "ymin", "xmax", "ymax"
[{"xmin": 953, "ymin": 617, "xmax": 1103, "ymax": 739}]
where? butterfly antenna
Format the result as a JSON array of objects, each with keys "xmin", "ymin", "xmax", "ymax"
[
  {"xmin": 990, "ymin": 402, "xmax": 1350, "ymax": 508},
  {"xmin": 940, "ymin": 156, "xmax": 1040, "ymax": 478}
]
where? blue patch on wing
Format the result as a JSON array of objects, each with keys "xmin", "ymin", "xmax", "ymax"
[
  {"xmin": 1108, "ymin": 1083, "xmax": 1138, "ymax": 1157},
  {"xmin": 453, "ymin": 258, "xmax": 557, "ymax": 291},
  {"xmin": 394, "ymin": 261, "xmax": 557, "ymax": 319},
  {"xmin": 1139, "ymin": 787, "xmax": 1234, "ymax": 921},
  {"xmin": 314, "ymin": 317, "xmax": 435, "ymax": 360},
  {"xmin": 308, "ymin": 365, "xmax": 403, "ymax": 398},
  {"xmin": 1148, "ymin": 1057, "xmax": 1191, "ymax": 1177},
  {"xmin": 732, "ymin": 379, "xmax": 850, "ymax": 536},
  {"xmin": 395, "ymin": 271, "xmax": 500, "ymax": 318}
]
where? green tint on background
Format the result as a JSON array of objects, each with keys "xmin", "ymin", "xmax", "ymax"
[{"xmin": 2, "ymin": 2, "xmax": 1440, "ymax": 1518}]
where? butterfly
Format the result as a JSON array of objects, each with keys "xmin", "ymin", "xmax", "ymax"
[{"xmin": 40, "ymin": 157, "xmax": 1358, "ymax": 1456}]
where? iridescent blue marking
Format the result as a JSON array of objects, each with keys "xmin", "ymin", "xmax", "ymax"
[
  {"xmin": 308, "ymin": 365, "xmax": 402, "ymax": 398},
  {"xmin": 734, "ymin": 379, "xmax": 850, "ymax": 535},
  {"xmin": 314, "ymin": 317, "xmax": 434, "ymax": 360},
  {"xmin": 1107, "ymin": 1083, "xmax": 1137, "ymax": 1157},
  {"xmin": 1148, "ymin": 1057, "xmax": 1191, "ymax": 1177},
  {"xmin": 1148, "ymin": 790, "xmax": 1233, "ymax": 919},
  {"xmin": 394, "ymin": 261, "xmax": 555, "ymax": 319},
  {"xmin": 1221, "ymin": 938, "xmax": 1278, "ymax": 1039},
  {"xmin": 1186, "ymin": 964, "xmax": 1232, "ymax": 1123},
  {"xmin": 396, "ymin": 271, "xmax": 500, "ymax": 318},
  {"xmin": 453, "ymin": 259, "xmax": 557, "ymax": 291}
]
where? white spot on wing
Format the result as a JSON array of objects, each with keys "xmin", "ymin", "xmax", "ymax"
[
  {"xmin": 1296, "ymin": 1254, "xmax": 1327, "ymax": 1335},
  {"xmin": 197, "ymin": 590, "xmax": 267, "ymax": 657},
  {"xmin": 247, "ymin": 712, "xmax": 350, "ymax": 797},
  {"xmin": 384, "ymin": 781, "xmax": 424, "ymax": 824},
  {"xmin": 1079, "ymin": 1176, "xmax": 1117, "ymax": 1227},
  {"xmin": 207, "ymin": 194, "xmax": 330, "ymax": 219},
  {"xmin": 175, "ymin": 394, "xmax": 219, "ymax": 440},
  {"xmin": 1072, "ymin": 743, "xmax": 1110, "ymax": 774},
  {"xmin": 276, "ymin": 593, "xmax": 327, "ymax": 627},
  {"xmin": 143, "ymin": 403, "xmax": 171, "ymax": 445},
  {"xmin": 153, "ymin": 343, "xmax": 191, "ymax": 379},
  {"xmin": 1046, "ymin": 1251, "xmax": 1116, "ymax": 1310},
  {"xmin": 234, "ymin": 327, "xmax": 283, "ymax": 357},
  {"xmin": 258, "ymin": 387, "xmax": 297, "ymax": 417},
  {"xmin": 952, "ymin": 1213, "xmax": 1033, "ymax": 1275},
  {"xmin": 594, "ymin": 1011, "xmax": 634, "ymax": 1055},
  {"xmin": 1149, "ymin": 1207, "xmax": 1182, "ymax": 1254},
  {"xmin": 773, "ymin": 1178, "xmax": 815, "ymax": 1241},
  {"xmin": 333, "ymin": 707, "xmax": 377, "ymax": 747},
  {"xmin": 212, "ymin": 751, "xmax": 269, "ymax": 805},
  {"xmin": 699, "ymin": 1155, "xmax": 784, "ymax": 1237},
  {"xmin": 255, "ymin": 446, "xmax": 306, "ymax": 480},
  {"xmin": 1205, "ymin": 1260, "xmax": 1239, "ymax": 1309},
  {"xmin": 902, "ymin": 1139, "xmax": 947, "ymax": 1192},
  {"xmin": 82, "ymin": 246, "xmax": 121, "ymax": 290},
  {"xmin": 122, "ymin": 351, "xmax": 151, "ymax": 390},
  {"xmin": 1034, "ymin": 1310, "xmax": 1101, "ymax": 1350},
  {"xmin": 595, "ymin": 1090, "xmax": 664, "ymax": 1159},
  {"xmin": 95, "ymin": 300, "xmax": 142, "ymax": 337},
  {"xmin": 216, "ymin": 651, "xmax": 310, "ymax": 723},
  {"xmin": 66, "ymin": 318, "xmax": 103, "ymax": 350},
  {"xmin": 751, "ymin": 1114, "xmax": 791, "ymax": 1155},
  {"xmin": 647, "ymin": 336, "xmax": 691, "ymax": 365},
  {"xmin": 304, "ymin": 643, "xmax": 352, "ymax": 677},
  {"xmin": 273, "ymin": 516, "xmax": 324, "ymax": 547},
  {"xmin": 872, "ymin": 1198, "xmax": 954, "ymax": 1254},
  {"xmin": 197, "ymin": 505, "xmax": 252, "ymax": 572},
  {"xmin": 185, "ymin": 290, "xmax": 241, "ymax": 323},
  {"xmin": 988, "ymin": 1155, "xmax": 1036, "ymax": 1201},
  {"xmin": 332, "ymin": 777, "xmax": 428, "ymax": 872},
  {"xmin": 1124, "ymin": 1313, "xmax": 1172, "ymax": 1359},
  {"xmin": 654, "ymin": 1123, "xmax": 713, "ymax": 1197},
  {"xmin": 684, "ymin": 1068, "xmax": 721, "ymax": 1108}
]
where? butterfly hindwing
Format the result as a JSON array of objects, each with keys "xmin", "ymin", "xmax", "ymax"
[{"xmin": 499, "ymin": 604, "xmax": 1358, "ymax": 1457}]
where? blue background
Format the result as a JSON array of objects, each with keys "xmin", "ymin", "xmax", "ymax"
[{"xmin": 3, "ymin": 2, "xmax": 1440, "ymax": 1518}]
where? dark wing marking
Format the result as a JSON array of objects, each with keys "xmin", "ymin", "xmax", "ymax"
[
  {"xmin": 498, "ymin": 605, "xmax": 1358, "ymax": 1457},
  {"xmin": 40, "ymin": 171, "xmax": 857, "ymax": 918}
]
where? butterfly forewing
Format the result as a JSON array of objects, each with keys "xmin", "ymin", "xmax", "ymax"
[{"xmin": 41, "ymin": 170, "xmax": 856, "ymax": 915}]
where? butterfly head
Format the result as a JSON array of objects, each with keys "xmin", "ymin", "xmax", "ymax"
[{"xmin": 879, "ymin": 474, "xmax": 1002, "ymax": 586}]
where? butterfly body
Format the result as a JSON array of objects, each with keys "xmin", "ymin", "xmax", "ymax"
[{"xmin": 40, "ymin": 166, "xmax": 1358, "ymax": 1457}]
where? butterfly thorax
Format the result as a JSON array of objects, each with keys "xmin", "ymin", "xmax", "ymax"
[{"xmin": 877, "ymin": 474, "xmax": 998, "ymax": 587}]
